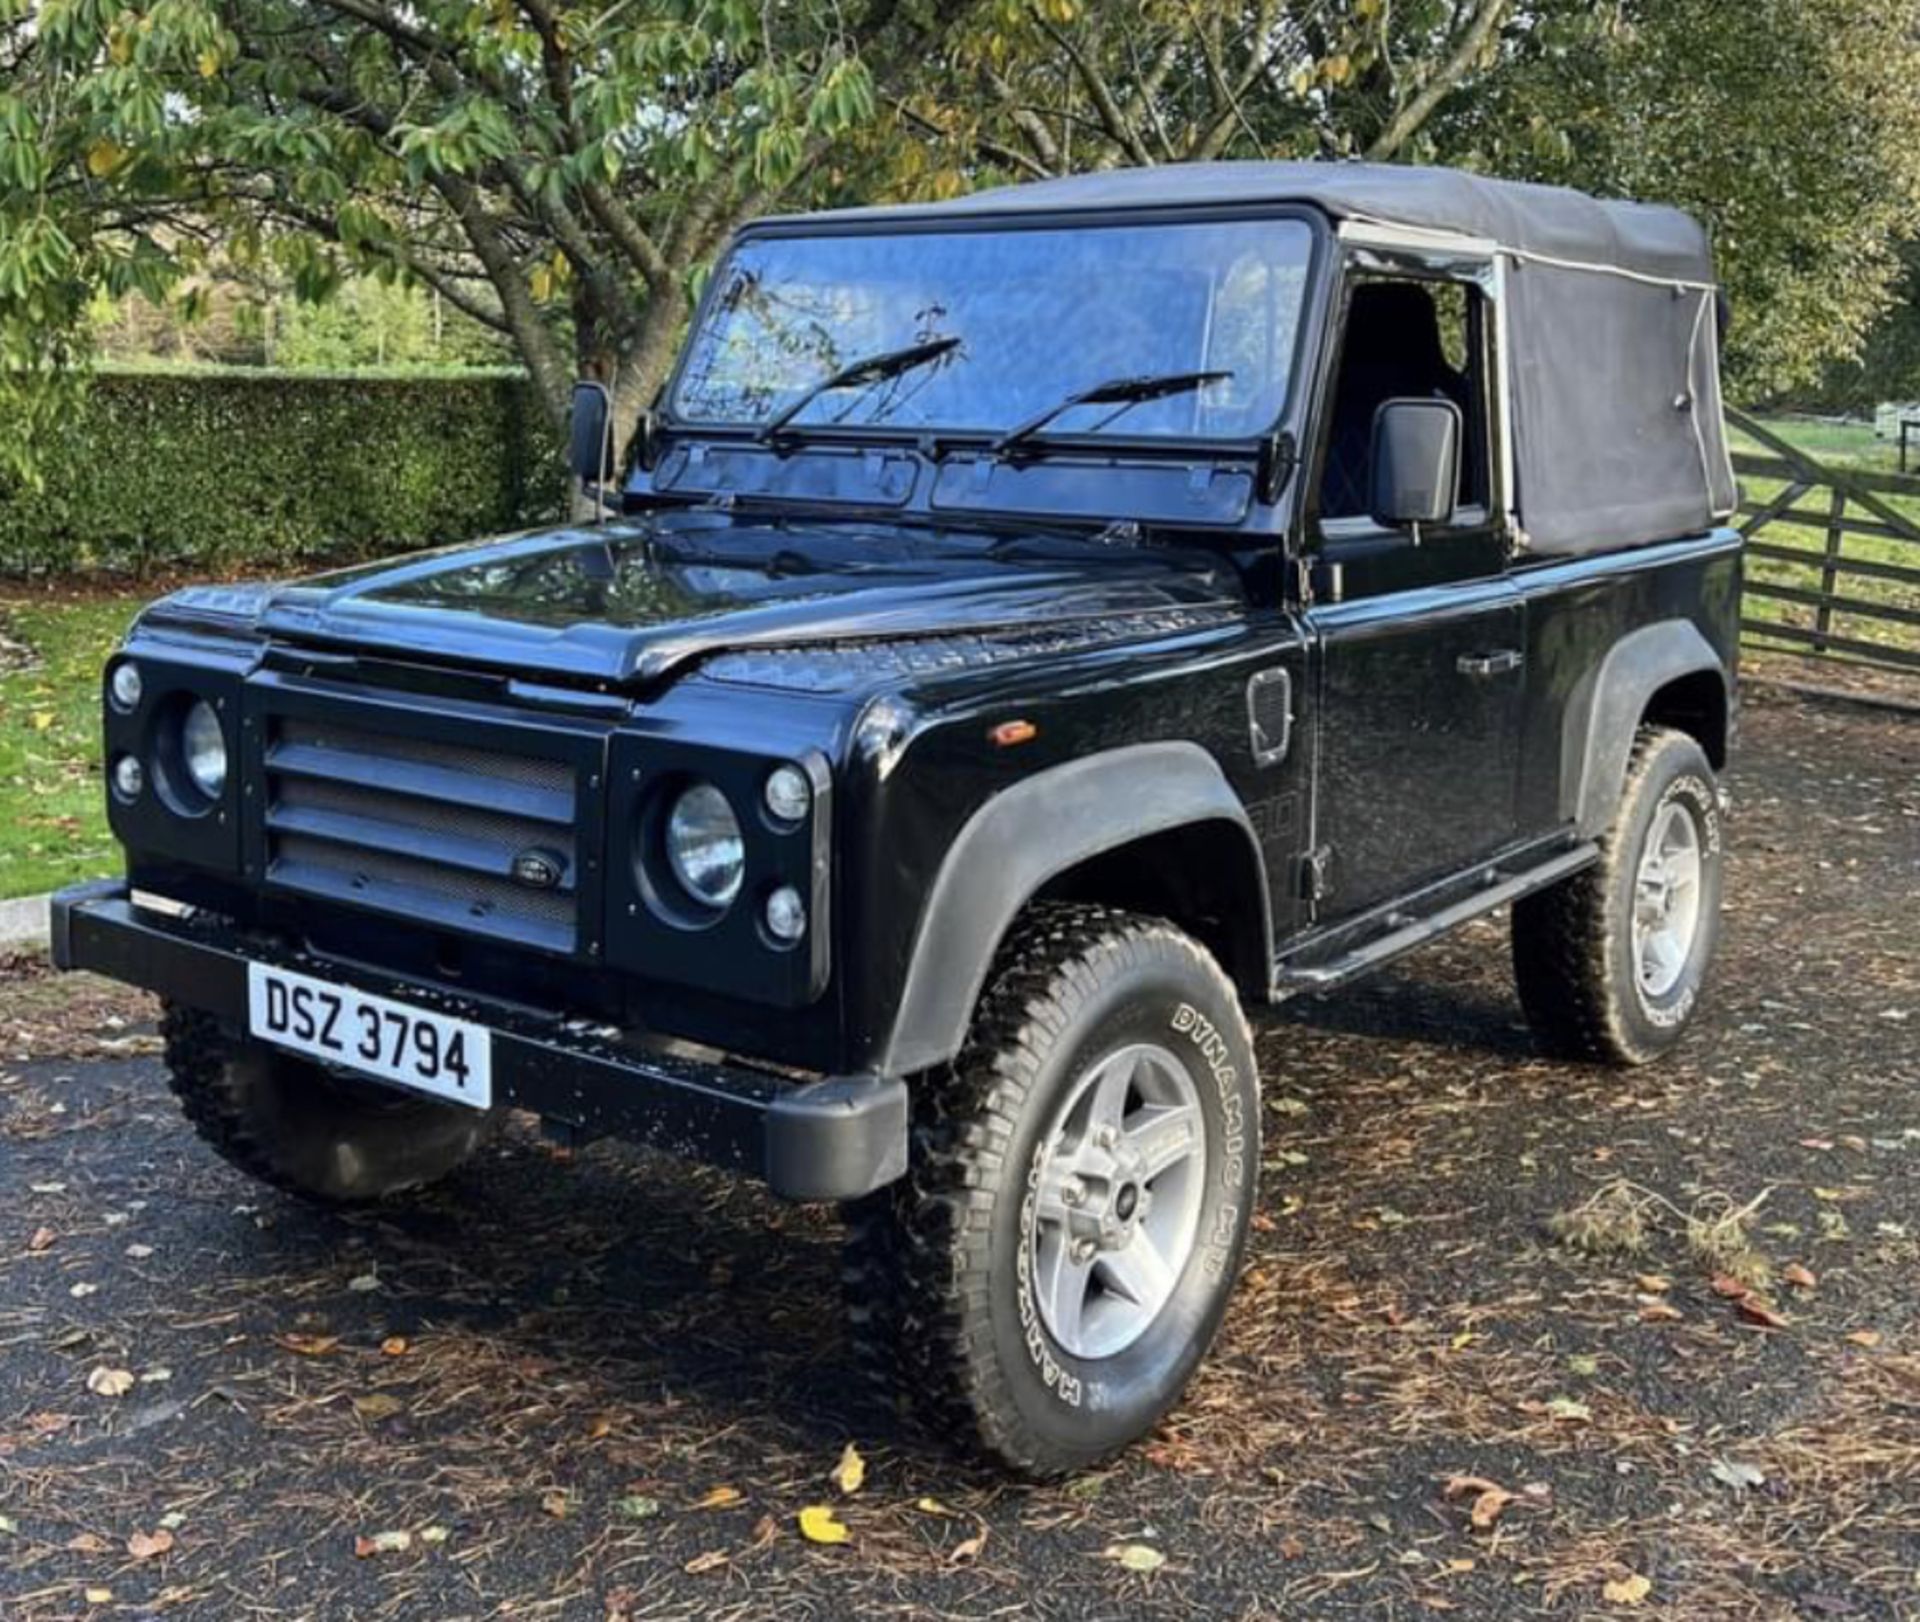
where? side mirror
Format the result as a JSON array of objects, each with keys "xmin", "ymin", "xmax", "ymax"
[
  {"xmin": 568, "ymin": 380, "xmax": 613, "ymax": 486},
  {"xmin": 1369, "ymin": 397, "xmax": 1461, "ymax": 532}
]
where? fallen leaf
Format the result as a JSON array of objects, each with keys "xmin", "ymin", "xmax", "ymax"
[
  {"xmin": 1709, "ymin": 1274, "xmax": 1749, "ymax": 1298},
  {"xmin": 352, "ymin": 1394, "xmax": 404, "ymax": 1422},
  {"xmin": 1734, "ymin": 1294, "xmax": 1789, "ymax": 1330},
  {"xmin": 1279, "ymin": 1533, "xmax": 1306, "ymax": 1559},
  {"xmin": 85, "ymin": 1367, "xmax": 135, "ymax": 1398},
  {"xmin": 684, "ymin": 1550, "xmax": 729, "ymax": 1574},
  {"xmin": 1846, "ymin": 1329, "xmax": 1882, "ymax": 1348},
  {"xmin": 0, "ymin": 1514, "xmax": 15, "ymax": 1535},
  {"xmin": 28, "ymin": 1227, "xmax": 55, "ymax": 1252},
  {"xmin": 85, "ymin": 1589, "xmax": 113, "ymax": 1606},
  {"xmin": 354, "ymin": 1529, "xmax": 413, "ymax": 1558},
  {"xmin": 829, "ymin": 1441, "xmax": 866, "ymax": 1496},
  {"xmin": 419, "ymin": 1525, "xmax": 451, "ymax": 1545},
  {"xmin": 586, "ymin": 1415, "xmax": 614, "ymax": 1441},
  {"xmin": 68, "ymin": 1282, "xmax": 98, "ymax": 1299},
  {"xmin": 1603, "ymin": 1572, "xmax": 1651, "ymax": 1606},
  {"xmin": 1638, "ymin": 1301, "xmax": 1684, "ymax": 1323},
  {"xmin": 616, "ymin": 1495, "xmax": 661, "ymax": 1521},
  {"xmin": 125, "ymin": 1243, "xmax": 154, "ymax": 1260},
  {"xmin": 1710, "ymin": 1459, "xmax": 1766, "ymax": 1491},
  {"xmin": 157, "ymin": 1511, "xmax": 186, "ymax": 1531},
  {"xmin": 347, "ymin": 1272, "xmax": 380, "ymax": 1293},
  {"xmin": 693, "ymin": 1486, "xmax": 742, "ymax": 1510},
  {"xmin": 540, "ymin": 1490, "xmax": 572, "ymax": 1520},
  {"xmin": 127, "ymin": 1528, "xmax": 175, "ymax": 1560},
  {"xmin": 1469, "ymin": 1488, "xmax": 1513, "ymax": 1530},
  {"xmin": 1782, "ymin": 1263, "xmax": 1816, "ymax": 1289},
  {"xmin": 1544, "ymin": 1395, "xmax": 1592, "ymax": 1422},
  {"xmin": 67, "ymin": 1532, "xmax": 112, "ymax": 1554},
  {"xmin": 275, "ymin": 1334, "xmax": 340, "ymax": 1357},
  {"xmin": 951, "ymin": 1526, "xmax": 988, "ymax": 1563},
  {"xmin": 915, "ymin": 1497, "xmax": 956, "ymax": 1516},
  {"xmin": 798, "ymin": 1504, "xmax": 851, "ymax": 1545},
  {"xmin": 1635, "ymin": 1273, "xmax": 1670, "ymax": 1294},
  {"xmin": 380, "ymin": 1337, "xmax": 410, "ymax": 1357},
  {"xmin": 1104, "ymin": 1542, "xmax": 1167, "ymax": 1573}
]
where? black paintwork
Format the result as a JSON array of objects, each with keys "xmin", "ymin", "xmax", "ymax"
[{"xmin": 69, "ymin": 197, "xmax": 1742, "ymax": 1186}]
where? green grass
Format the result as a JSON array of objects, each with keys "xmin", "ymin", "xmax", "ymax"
[
  {"xmin": 1733, "ymin": 416, "xmax": 1920, "ymax": 670},
  {"xmin": 0, "ymin": 597, "xmax": 141, "ymax": 900}
]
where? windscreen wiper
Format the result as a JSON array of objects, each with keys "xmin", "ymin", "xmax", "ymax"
[
  {"xmin": 990, "ymin": 369, "xmax": 1233, "ymax": 458},
  {"xmin": 756, "ymin": 335, "xmax": 962, "ymax": 444}
]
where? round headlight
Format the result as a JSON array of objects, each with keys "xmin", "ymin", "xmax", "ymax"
[
  {"xmin": 763, "ymin": 763, "xmax": 812, "ymax": 824},
  {"xmin": 181, "ymin": 700, "xmax": 228, "ymax": 798},
  {"xmin": 666, "ymin": 783, "xmax": 744, "ymax": 909},
  {"xmin": 764, "ymin": 884, "xmax": 807, "ymax": 943},
  {"xmin": 109, "ymin": 662, "xmax": 143, "ymax": 712},
  {"xmin": 112, "ymin": 754, "xmax": 145, "ymax": 800}
]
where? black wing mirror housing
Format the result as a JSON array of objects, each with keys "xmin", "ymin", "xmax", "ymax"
[
  {"xmin": 1369, "ymin": 397, "xmax": 1462, "ymax": 531},
  {"xmin": 568, "ymin": 380, "xmax": 614, "ymax": 486}
]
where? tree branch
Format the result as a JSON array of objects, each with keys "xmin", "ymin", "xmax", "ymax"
[{"xmin": 1365, "ymin": 0, "xmax": 1512, "ymax": 160}]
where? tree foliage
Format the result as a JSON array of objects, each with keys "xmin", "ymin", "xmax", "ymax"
[{"xmin": 4, "ymin": 0, "xmax": 1919, "ymax": 476}]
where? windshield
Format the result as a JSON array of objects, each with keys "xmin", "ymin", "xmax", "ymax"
[{"xmin": 671, "ymin": 218, "xmax": 1314, "ymax": 441}]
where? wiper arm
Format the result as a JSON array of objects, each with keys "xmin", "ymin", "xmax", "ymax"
[
  {"xmin": 990, "ymin": 369, "xmax": 1233, "ymax": 457},
  {"xmin": 757, "ymin": 335, "xmax": 962, "ymax": 443}
]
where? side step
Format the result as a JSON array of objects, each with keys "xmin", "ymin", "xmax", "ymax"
[{"xmin": 1273, "ymin": 843, "xmax": 1598, "ymax": 997}]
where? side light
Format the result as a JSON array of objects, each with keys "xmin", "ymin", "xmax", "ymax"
[
  {"xmin": 112, "ymin": 754, "xmax": 145, "ymax": 800},
  {"xmin": 109, "ymin": 661, "xmax": 143, "ymax": 712},
  {"xmin": 764, "ymin": 884, "xmax": 807, "ymax": 943},
  {"xmin": 763, "ymin": 763, "xmax": 812, "ymax": 823}
]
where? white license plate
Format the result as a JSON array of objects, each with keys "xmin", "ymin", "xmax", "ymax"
[{"xmin": 247, "ymin": 963, "xmax": 492, "ymax": 1110}]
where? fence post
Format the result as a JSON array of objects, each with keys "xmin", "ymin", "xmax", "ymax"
[{"xmin": 1814, "ymin": 486, "xmax": 1846, "ymax": 653}]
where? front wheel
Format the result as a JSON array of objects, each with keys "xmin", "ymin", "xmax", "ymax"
[
  {"xmin": 162, "ymin": 1005, "xmax": 492, "ymax": 1204},
  {"xmin": 844, "ymin": 904, "xmax": 1260, "ymax": 1477},
  {"xmin": 1512, "ymin": 725, "xmax": 1726, "ymax": 1065}
]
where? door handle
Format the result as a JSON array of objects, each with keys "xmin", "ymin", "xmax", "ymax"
[{"xmin": 1457, "ymin": 649, "xmax": 1524, "ymax": 677}]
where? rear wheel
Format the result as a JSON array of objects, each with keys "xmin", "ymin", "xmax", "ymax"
[
  {"xmin": 162, "ymin": 1004, "xmax": 491, "ymax": 1204},
  {"xmin": 1512, "ymin": 726, "xmax": 1725, "ymax": 1065},
  {"xmin": 844, "ymin": 904, "xmax": 1259, "ymax": 1476}
]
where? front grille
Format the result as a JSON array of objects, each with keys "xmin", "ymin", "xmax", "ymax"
[{"xmin": 263, "ymin": 717, "xmax": 581, "ymax": 954}]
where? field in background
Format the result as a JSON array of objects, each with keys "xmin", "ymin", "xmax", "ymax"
[
  {"xmin": 0, "ymin": 596, "xmax": 141, "ymax": 899},
  {"xmin": 1728, "ymin": 416, "xmax": 1920, "ymax": 676}
]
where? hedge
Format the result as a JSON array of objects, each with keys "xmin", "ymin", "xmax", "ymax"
[{"xmin": 0, "ymin": 367, "xmax": 565, "ymax": 577}]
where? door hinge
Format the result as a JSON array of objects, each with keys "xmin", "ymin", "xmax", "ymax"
[{"xmin": 1298, "ymin": 844, "xmax": 1334, "ymax": 905}]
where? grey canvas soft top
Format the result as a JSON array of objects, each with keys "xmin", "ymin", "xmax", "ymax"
[
  {"xmin": 780, "ymin": 161, "xmax": 1716, "ymax": 288},
  {"xmin": 770, "ymin": 161, "xmax": 1740, "ymax": 557}
]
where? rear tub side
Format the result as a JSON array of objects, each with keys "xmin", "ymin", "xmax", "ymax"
[{"xmin": 1513, "ymin": 529, "xmax": 1741, "ymax": 834}]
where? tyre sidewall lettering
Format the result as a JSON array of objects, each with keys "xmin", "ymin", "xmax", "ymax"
[
  {"xmin": 1626, "ymin": 759, "xmax": 1723, "ymax": 1034},
  {"xmin": 1003, "ymin": 960, "xmax": 1256, "ymax": 1431}
]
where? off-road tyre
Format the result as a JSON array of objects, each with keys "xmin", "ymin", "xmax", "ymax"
[
  {"xmin": 843, "ymin": 903, "xmax": 1260, "ymax": 1477},
  {"xmin": 1512, "ymin": 725, "xmax": 1725, "ymax": 1066},
  {"xmin": 161, "ymin": 1004, "xmax": 491, "ymax": 1204}
]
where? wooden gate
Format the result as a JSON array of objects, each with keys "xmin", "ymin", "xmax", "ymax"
[{"xmin": 1728, "ymin": 407, "xmax": 1920, "ymax": 677}]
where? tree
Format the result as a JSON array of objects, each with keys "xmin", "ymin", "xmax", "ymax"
[
  {"xmin": 6, "ymin": 0, "xmax": 1919, "ymax": 481},
  {"xmin": 1435, "ymin": 0, "xmax": 1920, "ymax": 399},
  {"xmin": 0, "ymin": 0, "xmax": 941, "ymax": 466}
]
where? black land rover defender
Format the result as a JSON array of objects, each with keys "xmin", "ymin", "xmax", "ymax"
[{"xmin": 54, "ymin": 163, "xmax": 1742, "ymax": 1476}]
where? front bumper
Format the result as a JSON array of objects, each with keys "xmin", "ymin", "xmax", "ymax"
[{"xmin": 51, "ymin": 881, "xmax": 907, "ymax": 1202}]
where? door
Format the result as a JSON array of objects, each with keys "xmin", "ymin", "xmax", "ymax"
[{"xmin": 1302, "ymin": 261, "xmax": 1525, "ymax": 919}]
